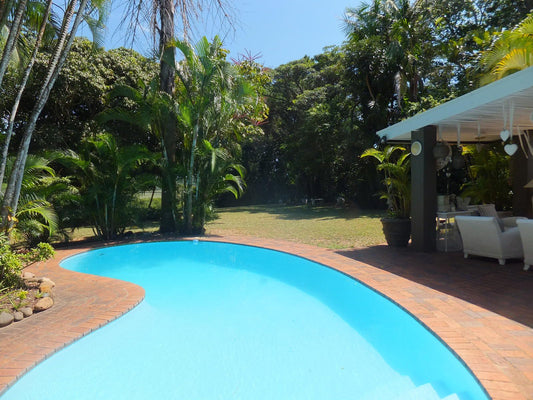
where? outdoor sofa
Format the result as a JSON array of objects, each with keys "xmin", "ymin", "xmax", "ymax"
[{"xmin": 455, "ymin": 215, "xmax": 524, "ymax": 265}]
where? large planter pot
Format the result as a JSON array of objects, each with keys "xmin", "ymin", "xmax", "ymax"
[{"xmin": 381, "ymin": 218, "xmax": 411, "ymax": 247}]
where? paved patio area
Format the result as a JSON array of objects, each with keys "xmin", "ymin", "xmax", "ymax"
[{"xmin": 0, "ymin": 236, "xmax": 531, "ymax": 399}]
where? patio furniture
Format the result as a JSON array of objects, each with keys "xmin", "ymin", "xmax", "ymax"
[
  {"xmin": 517, "ymin": 219, "xmax": 533, "ymax": 271},
  {"xmin": 436, "ymin": 210, "xmax": 474, "ymax": 252},
  {"xmin": 455, "ymin": 216, "xmax": 524, "ymax": 265},
  {"xmin": 474, "ymin": 204, "xmax": 525, "ymax": 230}
]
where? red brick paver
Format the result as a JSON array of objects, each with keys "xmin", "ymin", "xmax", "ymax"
[
  {"xmin": 0, "ymin": 237, "xmax": 532, "ymax": 400},
  {"xmin": 0, "ymin": 245, "xmax": 145, "ymax": 395}
]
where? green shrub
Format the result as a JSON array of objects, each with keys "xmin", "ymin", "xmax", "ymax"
[{"xmin": 0, "ymin": 235, "xmax": 55, "ymax": 289}]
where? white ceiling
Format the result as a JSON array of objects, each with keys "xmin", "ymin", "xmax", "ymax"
[{"xmin": 377, "ymin": 66, "xmax": 533, "ymax": 143}]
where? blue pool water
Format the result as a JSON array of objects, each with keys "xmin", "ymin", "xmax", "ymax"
[{"xmin": 2, "ymin": 241, "xmax": 489, "ymax": 400}]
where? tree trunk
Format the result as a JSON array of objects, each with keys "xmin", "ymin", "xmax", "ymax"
[
  {"xmin": 184, "ymin": 123, "xmax": 201, "ymax": 234},
  {"xmin": 0, "ymin": 0, "xmax": 53, "ymax": 194},
  {"xmin": 0, "ymin": 0, "xmax": 27, "ymax": 87},
  {"xmin": 158, "ymin": 0, "xmax": 178, "ymax": 233},
  {"xmin": 0, "ymin": 0, "xmax": 15, "ymax": 31},
  {"xmin": 1, "ymin": 0, "xmax": 89, "ymax": 230}
]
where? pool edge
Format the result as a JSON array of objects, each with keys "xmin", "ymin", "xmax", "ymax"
[{"xmin": 1, "ymin": 236, "xmax": 531, "ymax": 399}]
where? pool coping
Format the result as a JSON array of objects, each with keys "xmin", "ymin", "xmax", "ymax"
[{"xmin": 0, "ymin": 236, "xmax": 532, "ymax": 399}]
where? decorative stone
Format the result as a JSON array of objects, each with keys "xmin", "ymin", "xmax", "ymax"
[
  {"xmin": 23, "ymin": 277, "xmax": 41, "ymax": 289},
  {"xmin": 19, "ymin": 307, "xmax": 33, "ymax": 317},
  {"xmin": 39, "ymin": 278, "xmax": 55, "ymax": 287},
  {"xmin": 39, "ymin": 282, "xmax": 54, "ymax": 294},
  {"xmin": 22, "ymin": 271, "xmax": 35, "ymax": 279},
  {"xmin": 13, "ymin": 311, "xmax": 23, "ymax": 322},
  {"xmin": 34, "ymin": 297, "xmax": 54, "ymax": 312},
  {"xmin": 0, "ymin": 312, "xmax": 14, "ymax": 327}
]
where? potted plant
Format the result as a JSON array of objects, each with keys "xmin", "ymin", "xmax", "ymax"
[{"xmin": 361, "ymin": 145, "xmax": 411, "ymax": 246}]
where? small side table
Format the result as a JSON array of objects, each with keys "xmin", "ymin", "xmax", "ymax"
[{"xmin": 436, "ymin": 210, "xmax": 474, "ymax": 252}]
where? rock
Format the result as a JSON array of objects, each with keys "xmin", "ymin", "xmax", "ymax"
[
  {"xmin": 39, "ymin": 278, "xmax": 55, "ymax": 287},
  {"xmin": 19, "ymin": 307, "xmax": 33, "ymax": 317},
  {"xmin": 34, "ymin": 297, "xmax": 54, "ymax": 312},
  {"xmin": 13, "ymin": 311, "xmax": 23, "ymax": 322},
  {"xmin": 22, "ymin": 271, "xmax": 35, "ymax": 279},
  {"xmin": 39, "ymin": 282, "xmax": 54, "ymax": 294},
  {"xmin": 23, "ymin": 277, "xmax": 41, "ymax": 289},
  {"xmin": 0, "ymin": 312, "xmax": 14, "ymax": 327}
]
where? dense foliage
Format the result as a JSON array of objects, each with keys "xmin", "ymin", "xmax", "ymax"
[
  {"xmin": 241, "ymin": 0, "xmax": 532, "ymax": 207},
  {"xmin": 0, "ymin": 0, "xmax": 530, "ymax": 252}
]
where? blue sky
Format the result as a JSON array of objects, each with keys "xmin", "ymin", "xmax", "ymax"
[{"xmin": 96, "ymin": 0, "xmax": 363, "ymax": 68}]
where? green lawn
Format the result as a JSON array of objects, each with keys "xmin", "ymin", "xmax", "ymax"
[
  {"xmin": 64, "ymin": 205, "xmax": 386, "ymax": 250},
  {"xmin": 206, "ymin": 205, "xmax": 386, "ymax": 249}
]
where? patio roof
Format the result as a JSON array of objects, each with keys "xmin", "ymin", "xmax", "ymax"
[{"xmin": 378, "ymin": 66, "xmax": 533, "ymax": 143}]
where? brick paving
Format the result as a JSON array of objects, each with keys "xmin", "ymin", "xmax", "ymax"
[{"xmin": 0, "ymin": 236, "xmax": 532, "ymax": 400}]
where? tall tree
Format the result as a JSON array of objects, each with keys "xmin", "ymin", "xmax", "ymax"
[
  {"xmin": 0, "ymin": 0, "xmax": 53, "ymax": 195},
  {"xmin": 172, "ymin": 36, "xmax": 261, "ymax": 233},
  {"xmin": 123, "ymin": 0, "xmax": 233, "ymax": 233},
  {"xmin": 1, "ymin": 0, "xmax": 107, "ymax": 231},
  {"xmin": 0, "ymin": 0, "xmax": 27, "ymax": 87}
]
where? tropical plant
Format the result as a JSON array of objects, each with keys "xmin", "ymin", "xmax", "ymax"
[
  {"xmin": 1, "ymin": 154, "xmax": 63, "ymax": 246},
  {"xmin": 192, "ymin": 142, "xmax": 246, "ymax": 230},
  {"xmin": 121, "ymin": 0, "xmax": 234, "ymax": 234},
  {"xmin": 344, "ymin": 0, "xmax": 434, "ymax": 110},
  {"xmin": 172, "ymin": 36, "xmax": 260, "ymax": 234},
  {"xmin": 361, "ymin": 145, "xmax": 411, "ymax": 218},
  {"xmin": 57, "ymin": 133, "xmax": 155, "ymax": 240},
  {"xmin": 0, "ymin": 0, "xmax": 53, "ymax": 193},
  {"xmin": 99, "ymin": 78, "xmax": 181, "ymax": 231},
  {"xmin": 0, "ymin": 0, "xmax": 108, "ymax": 234},
  {"xmin": 479, "ymin": 12, "xmax": 533, "ymax": 84},
  {"xmin": 461, "ymin": 144, "xmax": 512, "ymax": 210}
]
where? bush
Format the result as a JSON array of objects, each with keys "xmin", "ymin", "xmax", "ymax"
[{"xmin": 0, "ymin": 235, "xmax": 55, "ymax": 289}]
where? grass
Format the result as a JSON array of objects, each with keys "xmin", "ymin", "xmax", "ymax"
[
  {"xmin": 205, "ymin": 205, "xmax": 386, "ymax": 249},
  {"xmin": 61, "ymin": 204, "xmax": 386, "ymax": 250}
]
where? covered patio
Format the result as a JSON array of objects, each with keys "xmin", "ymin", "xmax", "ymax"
[{"xmin": 378, "ymin": 66, "xmax": 533, "ymax": 252}]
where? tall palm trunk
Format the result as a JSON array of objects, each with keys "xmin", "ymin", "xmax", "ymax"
[
  {"xmin": 0, "ymin": 0, "xmax": 27, "ymax": 87},
  {"xmin": 0, "ymin": 0, "xmax": 15, "ymax": 28},
  {"xmin": 158, "ymin": 0, "xmax": 178, "ymax": 233},
  {"xmin": 184, "ymin": 125, "xmax": 199, "ymax": 233},
  {"xmin": 1, "ymin": 0, "xmax": 89, "ymax": 230},
  {"xmin": 0, "ymin": 0, "xmax": 52, "ymax": 194}
]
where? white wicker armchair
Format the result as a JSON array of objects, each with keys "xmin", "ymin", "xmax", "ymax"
[
  {"xmin": 456, "ymin": 216, "xmax": 524, "ymax": 265},
  {"xmin": 517, "ymin": 219, "xmax": 533, "ymax": 271}
]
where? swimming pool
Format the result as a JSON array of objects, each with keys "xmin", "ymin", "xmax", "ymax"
[{"xmin": 2, "ymin": 241, "xmax": 489, "ymax": 399}]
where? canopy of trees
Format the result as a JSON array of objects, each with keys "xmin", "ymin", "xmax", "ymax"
[
  {"xmin": 240, "ymin": 0, "xmax": 532, "ymax": 206},
  {"xmin": 0, "ymin": 0, "xmax": 531, "ymax": 245}
]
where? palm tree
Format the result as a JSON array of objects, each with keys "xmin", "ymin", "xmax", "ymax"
[
  {"xmin": 0, "ymin": 0, "xmax": 53, "ymax": 195},
  {"xmin": 2, "ymin": 154, "xmax": 59, "ymax": 245},
  {"xmin": 99, "ymin": 79, "xmax": 181, "ymax": 230},
  {"xmin": 193, "ymin": 141, "xmax": 245, "ymax": 230},
  {"xmin": 122, "ymin": 0, "xmax": 234, "ymax": 233},
  {"xmin": 0, "ymin": 0, "xmax": 28, "ymax": 87},
  {"xmin": 344, "ymin": 0, "xmax": 434, "ymax": 109},
  {"xmin": 361, "ymin": 145, "xmax": 411, "ymax": 218},
  {"xmin": 58, "ymin": 134, "xmax": 155, "ymax": 239},
  {"xmin": 480, "ymin": 13, "xmax": 533, "ymax": 84},
  {"xmin": 101, "ymin": 37, "xmax": 265, "ymax": 234},
  {"xmin": 172, "ymin": 36, "xmax": 253, "ymax": 233},
  {"xmin": 0, "ymin": 0, "xmax": 107, "ymax": 232}
]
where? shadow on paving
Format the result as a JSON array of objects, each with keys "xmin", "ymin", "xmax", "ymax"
[{"xmin": 337, "ymin": 245, "xmax": 533, "ymax": 328}]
